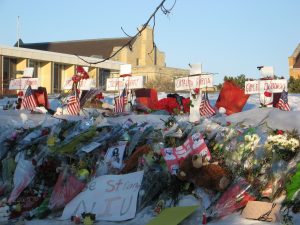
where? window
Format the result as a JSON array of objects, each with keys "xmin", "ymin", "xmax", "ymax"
[
  {"xmin": 28, "ymin": 59, "xmax": 41, "ymax": 78},
  {"xmin": 3, "ymin": 57, "xmax": 17, "ymax": 89},
  {"xmin": 99, "ymin": 69, "xmax": 110, "ymax": 87},
  {"xmin": 53, "ymin": 64, "xmax": 65, "ymax": 93},
  {"xmin": 136, "ymin": 58, "xmax": 139, "ymax": 66}
]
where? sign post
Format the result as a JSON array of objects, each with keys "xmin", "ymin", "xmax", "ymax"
[
  {"xmin": 245, "ymin": 67, "xmax": 287, "ymax": 107},
  {"xmin": 174, "ymin": 64, "xmax": 214, "ymax": 122}
]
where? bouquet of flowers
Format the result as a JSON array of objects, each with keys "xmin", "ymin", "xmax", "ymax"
[{"xmin": 264, "ymin": 129, "xmax": 300, "ymax": 162}]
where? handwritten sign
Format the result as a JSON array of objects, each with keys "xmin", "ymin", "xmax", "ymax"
[
  {"xmin": 161, "ymin": 133, "xmax": 211, "ymax": 174},
  {"xmin": 9, "ymin": 78, "xmax": 39, "ymax": 90},
  {"xmin": 106, "ymin": 76, "xmax": 144, "ymax": 91},
  {"xmin": 63, "ymin": 78, "xmax": 95, "ymax": 90},
  {"xmin": 61, "ymin": 171, "xmax": 144, "ymax": 221},
  {"xmin": 245, "ymin": 79, "xmax": 287, "ymax": 94},
  {"xmin": 174, "ymin": 75, "xmax": 213, "ymax": 91}
]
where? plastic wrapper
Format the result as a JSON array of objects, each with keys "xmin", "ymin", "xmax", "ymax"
[
  {"xmin": 136, "ymin": 165, "xmax": 169, "ymax": 212},
  {"xmin": 48, "ymin": 171, "xmax": 86, "ymax": 210},
  {"xmin": 207, "ymin": 177, "xmax": 257, "ymax": 220},
  {"xmin": 8, "ymin": 158, "xmax": 36, "ymax": 203}
]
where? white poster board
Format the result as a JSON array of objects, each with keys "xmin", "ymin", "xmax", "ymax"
[
  {"xmin": 9, "ymin": 78, "xmax": 39, "ymax": 90},
  {"xmin": 106, "ymin": 76, "xmax": 144, "ymax": 91},
  {"xmin": 245, "ymin": 79, "xmax": 287, "ymax": 94},
  {"xmin": 63, "ymin": 78, "xmax": 95, "ymax": 90},
  {"xmin": 175, "ymin": 75, "xmax": 213, "ymax": 91},
  {"xmin": 23, "ymin": 67, "xmax": 34, "ymax": 78},
  {"xmin": 61, "ymin": 171, "xmax": 144, "ymax": 221}
]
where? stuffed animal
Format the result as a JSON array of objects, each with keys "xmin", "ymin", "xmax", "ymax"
[{"xmin": 177, "ymin": 154, "xmax": 230, "ymax": 192}]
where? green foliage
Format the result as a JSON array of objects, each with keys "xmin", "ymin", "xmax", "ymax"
[
  {"xmin": 286, "ymin": 163, "xmax": 300, "ymax": 202},
  {"xmin": 223, "ymin": 74, "xmax": 247, "ymax": 89},
  {"xmin": 288, "ymin": 77, "xmax": 300, "ymax": 93}
]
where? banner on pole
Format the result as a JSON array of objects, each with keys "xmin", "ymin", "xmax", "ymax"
[
  {"xmin": 174, "ymin": 75, "xmax": 213, "ymax": 91},
  {"xmin": 63, "ymin": 78, "xmax": 95, "ymax": 90},
  {"xmin": 245, "ymin": 79, "xmax": 287, "ymax": 94},
  {"xmin": 9, "ymin": 78, "xmax": 39, "ymax": 90},
  {"xmin": 106, "ymin": 76, "xmax": 144, "ymax": 91}
]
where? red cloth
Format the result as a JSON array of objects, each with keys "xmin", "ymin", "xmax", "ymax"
[
  {"xmin": 155, "ymin": 97, "xmax": 190, "ymax": 114},
  {"xmin": 135, "ymin": 88, "xmax": 158, "ymax": 109},
  {"xmin": 215, "ymin": 81, "xmax": 250, "ymax": 115},
  {"xmin": 33, "ymin": 87, "xmax": 50, "ymax": 109}
]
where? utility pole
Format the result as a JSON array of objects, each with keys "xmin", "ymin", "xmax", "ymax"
[{"xmin": 17, "ymin": 16, "xmax": 20, "ymax": 47}]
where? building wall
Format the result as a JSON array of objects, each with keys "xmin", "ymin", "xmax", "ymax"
[
  {"xmin": 111, "ymin": 26, "xmax": 165, "ymax": 68},
  {"xmin": 289, "ymin": 44, "xmax": 300, "ymax": 79},
  {"xmin": 0, "ymin": 46, "xmax": 123, "ymax": 95}
]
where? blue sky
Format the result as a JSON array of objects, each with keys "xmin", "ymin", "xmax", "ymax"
[{"xmin": 0, "ymin": 0, "xmax": 299, "ymax": 84}]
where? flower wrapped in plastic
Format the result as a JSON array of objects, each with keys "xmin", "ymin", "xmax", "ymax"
[
  {"xmin": 264, "ymin": 129, "xmax": 300, "ymax": 162},
  {"xmin": 207, "ymin": 177, "xmax": 257, "ymax": 221}
]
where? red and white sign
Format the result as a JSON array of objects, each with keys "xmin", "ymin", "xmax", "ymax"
[
  {"xmin": 61, "ymin": 171, "xmax": 144, "ymax": 221},
  {"xmin": 63, "ymin": 78, "xmax": 95, "ymax": 90},
  {"xmin": 9, "ymin": 78, "xmax": 39, "ymax": 90},
  {"xmin": 245, "ymin": 79, "xmax": 287, "ymax": 94},
  {"xmin": 175, "ymin": 75, "xmax": 213, "ymax": 91},
  {"xmin": 161, "ymin": 133, "xmax": 211, "ymax": 175},
  {"xmin": 106, "ymin": 76, "xmax": 144, "ymax": 91}
]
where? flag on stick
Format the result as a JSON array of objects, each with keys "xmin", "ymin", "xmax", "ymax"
[
  {"xmin": 200, "ymin": 92, "xmax": 215, "ymax": 117},
  {"xmin": 67, "ymin": 94, "xmax": 80, "ymax": 115},
  {"xmin": 114, "ymin": 88, "xmax": 127, "ymax": 113},
  {"xmin": 21, "ymin": 85, "xmax": 37, "ymax": 110},
  {"xmin": 276, "ymin": 90, "xmax": 291, "ymax": 111}
]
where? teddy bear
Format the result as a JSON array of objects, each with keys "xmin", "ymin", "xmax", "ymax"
[{"xmin": 177, "ymin": 154, "xmax": 231, "ymax": 192}]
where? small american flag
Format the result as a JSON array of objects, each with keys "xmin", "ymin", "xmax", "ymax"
[
  {"xmin": 200, "ymin": 92, "xmax": 215, "ymax": 117},
  {"xmin": 277, "ymin": 90, "xmax": 291, "ymax": 111},
  {"xmin": 67, "ymin": 94, "xmax": 80, "ymax": 115},
  {"xmin": 114, "ymin": 88, "xmax": 127, "ymax": 113},
  {"xmin": 21, "ymin": 85, "xmax": 37, "ymax": 110}
]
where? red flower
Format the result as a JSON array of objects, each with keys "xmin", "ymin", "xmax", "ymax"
[
  {"xmin": 193, "ymin": 88, "xmax": 200, "ymax": 95},
  {"xmin": 226, "ymin": 121, "xmax": 231, "ymax": 126},
  {"xmin": 17, "ymin": 91, "xmax": 24, "ymax": 97},
  {"xmin": 277, "ymin": 130, "xmax": 284, "ymax": 135},
  {"xmin": 95, "ymin": 93, "xmax": 104, "ymax": 100},
  {"xmin": 72, "ymin": 75, "xmax": 81, "ymax": 83}
]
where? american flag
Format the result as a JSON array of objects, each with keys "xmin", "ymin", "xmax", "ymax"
[
  {"xmin": 200, "ymin": 92, "xmax": 215, "ymax": 117},
  {"xmin": 114, "ymin": 88, "xmax": 127, "ymax": 113},
  {"xmin": 277, "ymin": 90, "xmax": 291, "ymax": 111},
  {"xmin": 21, "ymin": 85, "xmax": 37, "ymax": 110},
  {"xmin": 67, "ymin": 94, "xmax": 80, "ymax": 115}
]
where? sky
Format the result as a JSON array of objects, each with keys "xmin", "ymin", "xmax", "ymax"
[{"xmin": 0, "ymin": 0, "xmax": 300, "ymax": 85}]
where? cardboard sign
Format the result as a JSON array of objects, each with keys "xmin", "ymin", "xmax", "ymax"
[
  {"xmin": 63, "ymin": 78, "xmax": 95, "ymax": 90},
  {"xmin": 161, "ymin": 133, "xmax": 211, "ymax": 174},
  {"xmin": 61, "ymin": 171, "xmax": 144, "ymax": 221},
  {"xmin": 147, "ymin": 206, "xmax": 199, "ymax": 225},
  {"xmin": 106, "ymin": 76, "xmax": 144, "ymax": 91},
  {"xmin": 9, "ymin": 78, "xmax": 39, "ymax": 90},
  {"xmin": 175, "ymin": 75, "xmax": 213, "ymax": 91},
  {"xmin": 105, "ymin": 143, "xmax": 127, "ymax": 169},
  {"xmin": 242, "ymin": 201, "xmax": 280, "ymax": 222},
  {"xmin": 245, "ymin": 79, "xmax": 287, "ymax": 94},
  {"xmin": 23, "ymin": 67, "xmax": 34, "ymax": 78}
]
